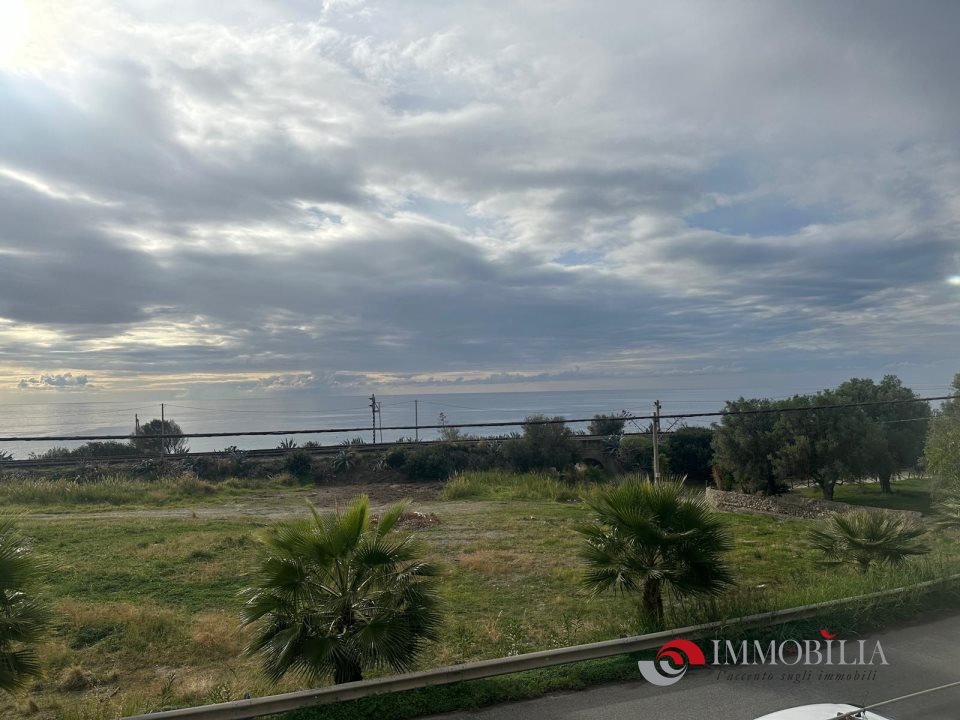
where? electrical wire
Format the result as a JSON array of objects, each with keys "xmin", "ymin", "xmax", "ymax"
[
  {"xmin": 0, "ymin": 394, "xmax": 953, "ymax": 443},
  {"xmin": 832, "ymin": 679, "xmax": 960, "ymax": 719}
]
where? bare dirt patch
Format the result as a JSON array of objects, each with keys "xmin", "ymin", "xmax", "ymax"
[{"xmin": 26, "ymin": 482, "xmax": 444, "ymax": 522}]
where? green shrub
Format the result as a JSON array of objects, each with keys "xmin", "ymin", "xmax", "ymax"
[
  {"xmin": 662, "ymin": 427, "xmax": 714, "ymax": 484},
  {"xmin": 501, "ymin": 416, "xmax": 580, "ymax": 472},
  {"xmin": 188, "ymin": 456, "xmax": 236, "ymax": 482},
  {"xmin": 385, "ymin": 448, "xmax": 409, "ymax": 470},
  {"xmin": 404, "ymin": 447, "xmax": 452, "ymax": 482},
  {"xmin": 282, "ymin": 450, "xmax": 313, "ymax": 480},
  {"xmin": 588, "ymin": 412, "xmax": 629, "ymax": 436},
  {"xmin": 616, "ymin": 435, "xmax": 654, "ymax": 474}
]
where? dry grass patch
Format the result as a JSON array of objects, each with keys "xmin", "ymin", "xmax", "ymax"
[
  {"xmin": 188, "ymin": 612, "xmax": 244, "ymax": 661},
  {"xmin": 456, "ymin": 549, "xmax": 538, "ymax": 576}
]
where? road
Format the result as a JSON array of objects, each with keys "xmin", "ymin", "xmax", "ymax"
[{"xmin": 432, "ymin": 613, "xmax": 960, "ymax": 720}]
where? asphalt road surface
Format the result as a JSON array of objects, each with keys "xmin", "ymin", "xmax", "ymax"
[{"xmin": 432, "ymin": 613, "xmax": 960, "ymax": 720}]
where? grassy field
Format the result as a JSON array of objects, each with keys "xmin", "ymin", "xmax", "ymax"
[
  {"xmin": 795, "ymin": 476, "xmax": 933, "ymax": 514},
  {"xmin": 1, "ymin": 472, "xmax": 957, "ymax": 719},
  {"xmin": 0, "ymin": 472, "xmax": 297, "ymax": 512}
]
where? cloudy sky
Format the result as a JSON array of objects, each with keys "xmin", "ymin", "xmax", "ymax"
[{"xmin": 1, "ymin": 0, "xmax": 959, "ymax": 400}]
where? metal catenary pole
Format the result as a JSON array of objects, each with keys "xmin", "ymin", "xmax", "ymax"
[
  {"xmin": 369, "ymin": 394, "xmax": 377, "ymax": 444},
  {"xmin": 159, "ymin": 403, "xmax": 165, "ymax": 464},
  {"xmin": 652, "ymin": 399, "xmax": 661, "ymax": 482}
]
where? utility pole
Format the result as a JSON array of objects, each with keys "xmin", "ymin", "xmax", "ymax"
[
  {"xmin": 414, "ymin": 399, "xmax": 419, "ymax": 442},
  {"xmin": 651, "ymin": 399, "xmax": 661, "ymax": 483},
  {"xmin": 134, "ymin": 413, "xmax": 140, "ymax": 436},
  {"xmin": 377, "ymin": 400, "xmax": 383, "ymax": 444},
  {"xmin": 159, "ymin": 403, "xmax": 165, "ymax": 464},
  {"xmin": 369, "ymin": 394, "xmax": 377, "ymax": 444}
]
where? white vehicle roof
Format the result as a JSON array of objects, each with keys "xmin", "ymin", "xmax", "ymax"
[{"xmin": 753, "ymin": 704, "xmax": 889, "ymax": 720}]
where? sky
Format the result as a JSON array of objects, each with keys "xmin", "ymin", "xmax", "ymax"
[{"xmin": 1, "ymin": 0, "xmax": 959, "ymax": 402}]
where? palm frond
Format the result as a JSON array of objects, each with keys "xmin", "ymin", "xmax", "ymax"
[
  {"xmin": 807, "ymin": 511, "xmax": 929, "ymax": 572},
  {"xmin": 576, "ymin": 480, "xmax": 734, "ymax": 613},
  {"xmin": 0, "ymin": 520, "xmax": 48, "ymax": 693},
  {"xmin": 243, "ymin": 496, "xmax": 441, "ymax": 684}
]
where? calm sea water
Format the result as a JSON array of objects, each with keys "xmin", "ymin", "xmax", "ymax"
[{"xmin": 0, "ymin": 389, "xmax": 726, "ymax": 459}]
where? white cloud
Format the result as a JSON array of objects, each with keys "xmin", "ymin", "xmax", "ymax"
[{"xmin": 0, "ymin": 0, "xmax": 958, "ymax": 396}]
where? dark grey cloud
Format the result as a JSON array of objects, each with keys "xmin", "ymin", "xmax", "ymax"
[{"xmin": 0, "ymin": 0, "xmax": 959, "ymax": 397}]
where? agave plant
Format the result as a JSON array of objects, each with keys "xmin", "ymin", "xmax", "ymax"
[
  {"xmin": 277, "ymin": 438, "xmax": 298, "ymax": 450},
  {"xmin": 577, "ymin": 480, "xmax": 733, "ymax": 627},
  {"xmin": 241, "ymin": 496, "xmax": 441, "ymax": 684},
  {"xmin": 0, "ymin": 521, "xmax": 48, "ymax": 694},
  {"xmin": 808, "ymin": 511, "xmax": 929, "ymax": 573},
  {"xmin": 331, "ymin": 449, "xmax": 358, "ymax": 473}
]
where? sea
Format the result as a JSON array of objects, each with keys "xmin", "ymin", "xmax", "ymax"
[{"xmin": 0, "ymin": 388, "xmax": 728, "ymax": 460}]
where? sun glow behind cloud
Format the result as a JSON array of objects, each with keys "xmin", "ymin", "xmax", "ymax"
[{"xmin": 0, "ymin": 0, "xmax": 65, "ymax": 73}]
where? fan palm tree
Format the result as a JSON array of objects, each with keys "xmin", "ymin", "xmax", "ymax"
[
  {"xmin": 241, "ymin": 496, "xmax": 441, "ymax": 684},
  {"xmin": 933, "ymin": 486, "xmax": 960, "ymax": 531},
  {"xmin": 0, "ymin": 520, "xmax": 48, "ymax": 694},
  {"xmin": 577, "ymin": 480, "xmax": 733, "ymax": 627},
  {"xmin": 808, "ymin": 511, "xmax": 929, "ymax": 573}
]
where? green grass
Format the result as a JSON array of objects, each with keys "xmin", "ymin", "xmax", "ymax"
[
  {"xmin": 795, "ymin": 476, "xmax": 933, "ymax": 514},
  {"xmin": 1, "ymin": 473, "xmax": 958, "ymax": 719},
  {"xmin": 440, "ymin": 470, "xmax": 593, "ymax": 502},
  {"xmin": 0, "ymin": 472, "xmax": 301, "ymax": 511}
]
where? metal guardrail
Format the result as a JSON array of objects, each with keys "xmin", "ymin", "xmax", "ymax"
[{"xmin": 122, "ymin": 573, "xmax": 960, "ymax": 720}]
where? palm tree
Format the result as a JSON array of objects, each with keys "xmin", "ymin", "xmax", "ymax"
[
  {"xmin": 241, "ymin": 496, "xmax": 442, "ymax": 684},
  {"xmin": 0, "ymin": 520, "xmax": 48, "ymax": 694},
  {"xmin": 933, "ymin": 486, "xmax": 960, "ymax": 531},
  {"xmin": 577, "ymin": 480, "xmax": 733, "ymax": 628},
  {"xmin": 808, "ymin": 511, "xmax": 929, "ymax": 573}
]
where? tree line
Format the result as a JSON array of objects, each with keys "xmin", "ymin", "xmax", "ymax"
[{"xmin": 712, "ymin": 375, "xmax": 932, "ymax": 499}]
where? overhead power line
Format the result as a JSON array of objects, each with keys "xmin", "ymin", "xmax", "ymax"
[{"xmin": 0, "ymin": 394, "xmax": 952, "ymax": 444}]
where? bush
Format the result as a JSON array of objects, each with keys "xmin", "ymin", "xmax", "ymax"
[
  {"xmin": 189, "ymin": 455, "xmax": 237, "ymax": 482},
  {"xmin": 385, "ymin": 448, "xmax": 409, "ymax": 470},
  {"xmin": 134, "ymin": 418, "xmax": 190, "ymax": 456},
  {"xmin": 283, "ymin": 450, "xmax": 314, "ymax": 480},
  {"xmin": 616, "ymin": 435, "xmax": 655, "ymax": 474},
  {"xmin": 404, "ymin": 447, "xmax": 453, "ymax": 482},
  {"xmin": 662, "ymin": 427, "xmax": 714, "ymax": 484},
  {"xmin": 29, "ymin": 441, "xmax": 137, "ymax": 461},
  {"xmin": 220, "ymin": 446, "xmax": 253, "ymax": 477},
  {"xmin": 588, "ymin": 412, "xmax": 629, "ymax": 436},
  {"xmin": 501, "ymin": 416, "xmax": 580, "ymax": 472}
]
